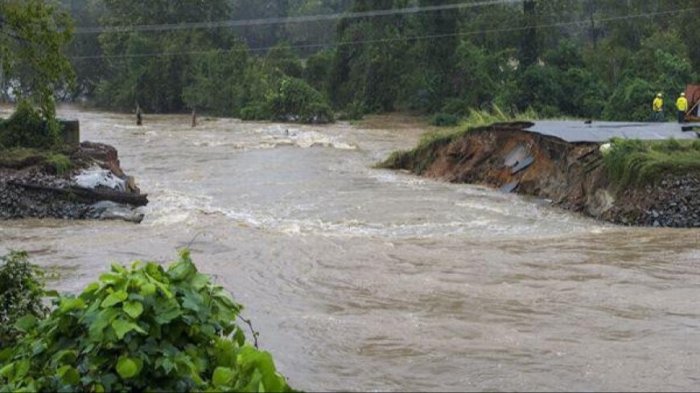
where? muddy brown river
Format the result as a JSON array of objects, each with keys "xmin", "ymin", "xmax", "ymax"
[{"xmin": 1, "ymin": 108, "xmax": 699, "ymax": 391}]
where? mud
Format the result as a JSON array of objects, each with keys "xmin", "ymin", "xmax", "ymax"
[{"xmin": 383, "ymin": 123, "xmax": 700, "ymax": 227}]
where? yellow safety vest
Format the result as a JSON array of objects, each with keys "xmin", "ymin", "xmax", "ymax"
[
  {"xmin": 676, "ymin": 97, "xmax": 688, "ymax": 111},
  {"xmin": 653, "ymin": 97, "xmax": 663, "ymax": 112}
]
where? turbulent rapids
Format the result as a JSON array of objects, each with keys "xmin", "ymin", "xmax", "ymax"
[{"xmin": 1, "ymin": 108, "xmax": 700, "ymax": 391}]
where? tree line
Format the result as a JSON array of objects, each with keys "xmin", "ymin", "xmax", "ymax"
[{"xmin": 5, "ymin": 0, "xmax": 700, "ymax": 123}]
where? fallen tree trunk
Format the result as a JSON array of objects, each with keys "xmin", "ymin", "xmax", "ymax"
[{"xmin": 9, "ymin": 181, "xmax": 149, "ymax": 207}]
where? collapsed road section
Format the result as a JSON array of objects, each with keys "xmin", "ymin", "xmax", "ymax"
[
  {"xmin": 0, "ymin": 142, "xmax": 148, "ymax": 223},
  {"xmin": 380, "ymin": 121, "xmax": 700, "ymax": 227}
]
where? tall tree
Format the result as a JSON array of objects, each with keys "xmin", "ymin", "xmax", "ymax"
[
  {"xmin": 96, "ymin": 0, "xmax": 233, "ymax": 112},
  {"xmin": 0, "ymin": 0, "xmax": 74, "ymax": 118}
]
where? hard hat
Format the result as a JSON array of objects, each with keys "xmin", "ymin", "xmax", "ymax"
[
  {"xmin": 681, "ymin": 92, "xmax": 686, "ymax": 96},
  {"xmin": 657, "ymin": 93, "xmax": 662, "ymax": 97}
]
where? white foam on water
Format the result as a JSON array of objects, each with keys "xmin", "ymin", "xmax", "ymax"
[{"xmin": 256, "ymin": 125, "xmax": 357, "ymax": 150}]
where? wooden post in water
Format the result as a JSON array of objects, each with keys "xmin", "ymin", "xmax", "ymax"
[{"xmin": 136, "ymin": 104, "xmax": 142, "ymax": 126}]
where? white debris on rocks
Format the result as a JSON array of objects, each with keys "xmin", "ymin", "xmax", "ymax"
[{"xmin": 74, "ymin": 167, "xmax": 126, "ymax": 191}]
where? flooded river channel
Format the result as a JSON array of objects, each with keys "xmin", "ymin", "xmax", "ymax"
[{"xmin": 1, "ymin": 108, "xmax": 699, "ymax": 391}]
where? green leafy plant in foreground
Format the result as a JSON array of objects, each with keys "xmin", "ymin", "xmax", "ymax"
[
  {"xmin": 0, "ymin": 250, "xmax": 294, "ymax": 392},
  {"xmin": 0, "ymin": 251, "xmax": 49, "ymax": 347}
]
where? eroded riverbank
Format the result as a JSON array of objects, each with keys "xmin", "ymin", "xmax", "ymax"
[
  {"xmin": 1, "ymin": 108, "xmax": 700, "ymax": 391},
  {"xmin": 0, "ymin": 141, "xmax": 147, "ymax": 222},
  {"xmin": 381, "ymin": 122, "xmax": 700, "ymax": 227}
]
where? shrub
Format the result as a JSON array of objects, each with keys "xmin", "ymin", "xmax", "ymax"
[
  {"xmin": 337, "ymin": 101, "xmax": 364, "ymax": 121},
  {"xmin": 430, "ymin": 113, "xmax": 460, "ymax": 127},
  {"xmin": 240, "ymin": 104, "xmax": 271, "ymax": 121},
  {"xmin": 0, "ymin": 101, "xmax": 60, "ymax": 150},
  {"xmin": 0, "ymin": 251, "xmax": 49, "ymax": 347},
  {"xmin": 299, "ymin": 101, "xmax": 334, "ymax": 124},
  {"xmin": 0, "ymin": 250, "xmax": 294, "ymax": 392},
  {"xmin": 602, "ymin": 78, "xmax": 655, "ymax": 121},
  {"xmin": 267, "ymin": 77, "xmax": 334, "ymax": 124}
]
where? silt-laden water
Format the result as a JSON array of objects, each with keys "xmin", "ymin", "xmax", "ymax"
[{"xmin": 1, "ymin": 108, "xmax": 699, "ymax": 391}]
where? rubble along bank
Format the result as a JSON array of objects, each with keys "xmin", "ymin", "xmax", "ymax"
[
  {"xmin": 0, "ymin": 142, "xmax": 147, "ymax": 223},
  {"xmin": 379, "ymin": 122, "xmax": 700, "ymax": 228}
]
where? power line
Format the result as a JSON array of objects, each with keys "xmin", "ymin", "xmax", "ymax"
[
  {"xmin": 74, "ymin": 0, "xmax": 522, "ymax": 34},
  {"xmin": 69, "ymin": 5, "xmax": 698, "ymax": 61}
]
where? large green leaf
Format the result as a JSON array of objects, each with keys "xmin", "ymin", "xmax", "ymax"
[
  {"xmin": 212, "ymin": 366, "xmax": 234, "ymax": 387},
  {"xmin": 100, "ymin": 290, "xmax": 128, "ymax": 308},
  {"xmin": 123, "ymin": 300, "xmax": 144, "ymax": 319},
  {"xmin": 111, "ymin": 319, "xmax": 146, "ymax": 340},
  {"xmin": 59, "ymin": 297, "xmax": 86, "ymax": 312},
  {"xmin": 116, "ymin": 357, "xmax": 139, "ymax": 379},
  {"xmin": 13, "ymin": 315, "xmax": 37, "ymax": 333},
  {"xmin": 139, "ymin": 283, "xmax": 156, "ymax": 297},
  {"xmin": 154, "ymin": 306, "xmax": 182, "ymax": 325},
  {"xmin": 57, "ymin": 365, "xmax": 80, "ymax": 385}
]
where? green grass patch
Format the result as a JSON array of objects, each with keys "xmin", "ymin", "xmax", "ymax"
[
  {"xmin": 46, "ymin": 153, "xmax": 71, "ymax": 175},
  {"xmin": 429, "ymin": 113, "xmax": 460, "ymax": 127},
  {"xmin": 0, "ymin": 148, "xmax": 72, "ymax": 175},
  {"xmin": 377, "ymin": 105, "xmax": 538, "ymax": 172},
  {"xmin": 0, "ymin": 147, "xmax": 43, "ymax": 165},
  {"xmin": 603, "ymin": 138, "xmax": 700, "ymax": 188}
]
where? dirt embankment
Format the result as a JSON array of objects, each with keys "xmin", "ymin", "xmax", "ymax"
[
  {"xmin": 382, "ymin": 123, "xmax": 700, "ymax": 227},
  {"xmin": 0, "ymin": 142, "xmax": 148, "ymax": 223}
]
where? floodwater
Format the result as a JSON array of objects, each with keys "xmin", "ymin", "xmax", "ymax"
[{"xmin": 1, "ymin": 108, "xmax": 699, "ymax": 391}]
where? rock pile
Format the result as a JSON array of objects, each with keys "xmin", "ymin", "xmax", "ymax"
[
  {"xmin": 0, "ymin": 142, "xmax": 146, "ymax": 223},
  {"xmin": 638, "ymin": 176, "xmax": 700, "ymax": 227}
]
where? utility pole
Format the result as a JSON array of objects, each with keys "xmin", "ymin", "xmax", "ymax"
[{"xmin": 520, "ymin": 0, "xmax": 538, "ymax": 68}]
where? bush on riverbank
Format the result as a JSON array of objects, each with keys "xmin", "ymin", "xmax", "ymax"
[
  {"xmin": 0, "ymin": 252, "xmax": 49, "ymax": 348},
  {"xmin": 267, "ymin": 77, "xmax": 334, "ymax": 124},
  {"xmin": 0, "ymin": 250, "xmax": 294, "ymax": 392},
  {"xmin": 0, "ymin": 101, "xmax": 61, "ymax": 150},
  {"xmin": 603, "ymin": 138, "xmax": 700, "ymax": 188}
]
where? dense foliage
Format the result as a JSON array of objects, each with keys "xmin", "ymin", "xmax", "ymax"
[
  {"xmin": 0, "ymin": 0, "xmax": 74, "ymax": 119},
  {"xmin": 0, "ymin": 250, "xmax": 294, "ymax": 392},
  {"xmin": 57, "ymin": 0, "xmax": 699, "ymax": 122},
  {"xmin": 0, "ymin": 251, "xmax": 49, "ymax": 348}
]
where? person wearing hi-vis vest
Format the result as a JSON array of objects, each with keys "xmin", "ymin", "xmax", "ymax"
[
  {"xmin": 676, "ymin": 92, "xmax": 688, "ymax": 123},
  {"xmin": 652, "ymin": 93, "xmax": 664, "ymax": 122}
]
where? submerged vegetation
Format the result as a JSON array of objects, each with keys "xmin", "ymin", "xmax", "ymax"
[
  {"xmin": 0, "ymin": 250, "xmax": 294, "ymax": 392},
  {"xmin": 602, "ymin": 138, "xmax": 700, "ymax": 188}
]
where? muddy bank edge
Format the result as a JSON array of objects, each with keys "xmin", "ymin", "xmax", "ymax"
[{"xmin": 380, "ymin": 122, "xmax": 700, "ymax": 228}]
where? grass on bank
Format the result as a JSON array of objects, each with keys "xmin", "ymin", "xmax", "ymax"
[
  {"xmin": 377, "ymin": 105, "xmax": 538, "ymax": 173},
  {"xmin": 0, "ymin": 101, "xmax": 73, "ymax": 175},
  {"xmin": 603, "ymin": 138, "xmax": 700, "ymax": 188},
  {"xmin": 0, "ymin": 147, "xmax": 72, "ymax": 175}
]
